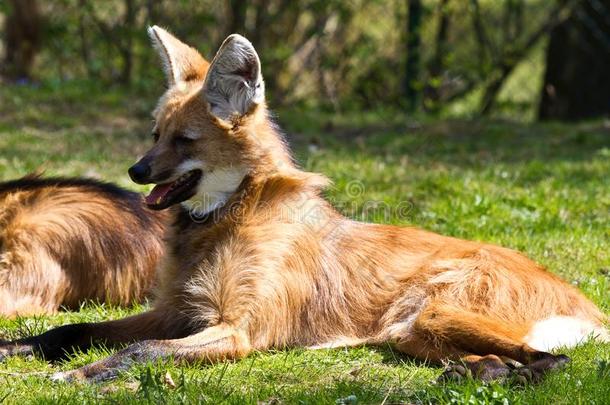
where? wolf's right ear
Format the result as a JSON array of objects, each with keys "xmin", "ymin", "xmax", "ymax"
[
  {"xmin": 148, "ymin": 25, "xmax": 209, "ymax": 87},
  {"xmin": 202, "ymin": 34, "xmax": 265, "ymax": 120}
]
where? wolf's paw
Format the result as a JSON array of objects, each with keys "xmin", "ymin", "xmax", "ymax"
[
  {"xmin": 512, "ymin": 353, "xmax": 570, "ymax": 384},
  {"xmin": 50, "ymin": 365, "xmax": 122, "ymax": 384},
  {"xmin": 0, "ymin": 341, "xmax": 34, "ymax": 362},
  {"xmin": 50, "ymin": 371, "xmax": 73, "ymax": 383},
  {"xmin": 438, "ymin": 355, "xmax": 513, "ymax": 383},
  {"xmin": 438, "ymin": 364, "xmax": 472, "ymax": 382},
  {"xmin": 50, "ymin": 368, "xmax": 90, "ymax": 383}
]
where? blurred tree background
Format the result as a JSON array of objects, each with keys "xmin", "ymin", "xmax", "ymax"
[{"xmin": 1, "ymin": 0, "xmax": 609, "ymax": 122}]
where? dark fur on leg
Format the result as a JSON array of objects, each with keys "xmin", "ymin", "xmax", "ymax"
[
  {"xmin": 0, "ymin": 310, "xmax": 193, "ymax": 363},
  {"xmin": 438, "ymin": 352, "xmax": 570, "ymax": 384},
  {"xmin": 51, "ymin": 340, "xmax": 169, "ymax": 383}
]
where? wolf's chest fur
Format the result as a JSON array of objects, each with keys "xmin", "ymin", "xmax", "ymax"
[{"xmin": 155, "ymin": 177, "xmax": 405, "ymax": 347}]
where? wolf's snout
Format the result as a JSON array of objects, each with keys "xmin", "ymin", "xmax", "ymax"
[{"xmin": 128, "ymin": 161, "xmax": 152, "ymax": 184}]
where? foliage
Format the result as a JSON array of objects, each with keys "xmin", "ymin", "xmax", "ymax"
[{"xmin": 0, "ymin": 0, "xmax": 583, "ymax": 119}]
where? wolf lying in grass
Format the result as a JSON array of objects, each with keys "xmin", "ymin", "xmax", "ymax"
[
  {"xmin": 0, "ymin": 175, "xmax": 166, "ymax": 317},
  {"xmin": 0, "ymin": 27, "xmax": 607, "ymax": 383}
]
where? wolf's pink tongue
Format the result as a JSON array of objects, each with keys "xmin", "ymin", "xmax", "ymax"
[{"xmin": 145, "ymin": 183, "xmax": 173, "ymax": 205}]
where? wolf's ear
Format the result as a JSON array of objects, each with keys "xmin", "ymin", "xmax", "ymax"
[
  {"xmin": 202, "ymin": 34, "xmax": 265, "ymax": 120},
  {"xmin": 148, "ymin": 25, "xmax": 209, "ymax": 86}
]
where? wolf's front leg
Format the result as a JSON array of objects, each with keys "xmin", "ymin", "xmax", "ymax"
[
  {"xmin": 0, "ymin": 309, "xmax": 187, "ymax": 362},
  {"xmin": 52, "ymin": 323, "xmax": 252, "ymax": 383}
]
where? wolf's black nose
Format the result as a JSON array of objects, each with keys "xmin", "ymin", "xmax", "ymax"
[{"xmin": 128, "ymin": 162, "xmax": 151, "ymax": 184}]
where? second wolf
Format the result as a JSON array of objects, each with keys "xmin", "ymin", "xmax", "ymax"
[{"xmin": 0, "ymin": 175, "xmax": 167, "ymax": 317}]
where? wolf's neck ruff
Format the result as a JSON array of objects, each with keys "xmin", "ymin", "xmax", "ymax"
[{"xmin": 181, "ymin": 166, "xmax": 248, "ymax": 217}]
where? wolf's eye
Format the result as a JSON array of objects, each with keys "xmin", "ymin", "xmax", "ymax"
[
  {"xmin": 173, "ymin": 134, "xmax": 195, "ymax": 145},
  {"xmin": 152, "ymin": 131, "xmax": 160, "ymax": 143}
]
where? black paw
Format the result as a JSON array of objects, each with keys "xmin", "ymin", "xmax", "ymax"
[
  {"xmin": 511, "ymin": 353, "xmax": 571, "ymax": 384},
  {"xmin": 438, "ymin": 364, "xmax": 471, "ymax": 382},
  {"xmin": 438, "ymin": 355, "xmax": 516, "ymax": 383}
]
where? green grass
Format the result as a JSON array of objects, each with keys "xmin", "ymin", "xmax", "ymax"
[{"xmin": 0, "ymin": 82, "xmax": 609, "ymax": 404}]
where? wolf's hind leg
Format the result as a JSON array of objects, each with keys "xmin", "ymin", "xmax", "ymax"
[{"xmin": 388, "ymin": 303, "xmax": 570, "ymax": 382}]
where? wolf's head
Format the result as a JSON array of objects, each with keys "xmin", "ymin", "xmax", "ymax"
[{"xmin": 129, "ymin": 27, "xmax": 292, "ymax": 213}]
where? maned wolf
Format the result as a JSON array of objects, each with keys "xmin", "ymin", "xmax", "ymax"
[
  {"xmin": 0, "ymin": 27, "xmax": 607, "ymax": 383},
  {"xmin": 0, "ymin": 175, "xmax": 167, "ymax": 317}
]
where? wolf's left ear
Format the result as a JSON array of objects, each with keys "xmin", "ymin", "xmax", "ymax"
[
  {"xmin": 148, "ymin": 25, "xmax": 209, "ymax": 86},
  {"xmin": 202, "ymin": 34, "xmax": 265, "ymax": 120}
]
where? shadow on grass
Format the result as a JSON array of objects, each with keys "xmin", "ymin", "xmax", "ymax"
[{"xmin": 284, "ymin": 116, "xmax": 610, "ymax": 167}]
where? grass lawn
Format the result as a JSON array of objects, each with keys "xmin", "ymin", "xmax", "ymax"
[{"xmin": 0, "ymin": 82, "xmax": 609, "ymax": 404}]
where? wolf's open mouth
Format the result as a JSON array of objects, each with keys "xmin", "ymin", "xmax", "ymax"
[{"xmin": 145, "ymin": 169, "xmax": 203, "ymax": 210}]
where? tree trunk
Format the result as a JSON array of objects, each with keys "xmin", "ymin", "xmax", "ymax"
[
  {"xmin": 227, "ymin": 0, "xmax": 248, "ymax": 36},
  {"xmin": 470, "ymin": 0, "xmax": 495, "ymax": 70},
  {"xmin": 405, "ymin": 0, "xmax": 423, "ymax": 111},
  {"xmin": 424, "ymin": 0, "xmax": 451, "ymax": 111},
  {"xmin": 78, "ymin": 0, "xmax": 95, "ymax": 79},
  {"xmin": 539, "ymin": 0, "xmax": 610, "ymax": 121},
  {"xmin": 250, "ymin": 0, "xmax": 269, "ymax": 46},
  {"xmin": 502, "ymin": 0, "xmax": 523, "ymax": 45},
  {"xmin": 119, "ymin": 0, "xmax": 136, "ymax": 85},
  {"xmin": 146, "ymin": 0, "xmax": 163, "ymax": 24},
  {"xmin": 479, "ymin": 1, "xmax": 574, "ymax": 115},
  {"xmin": 3, "ymin": 0, "xmax": 41, "ymax": 81}
]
